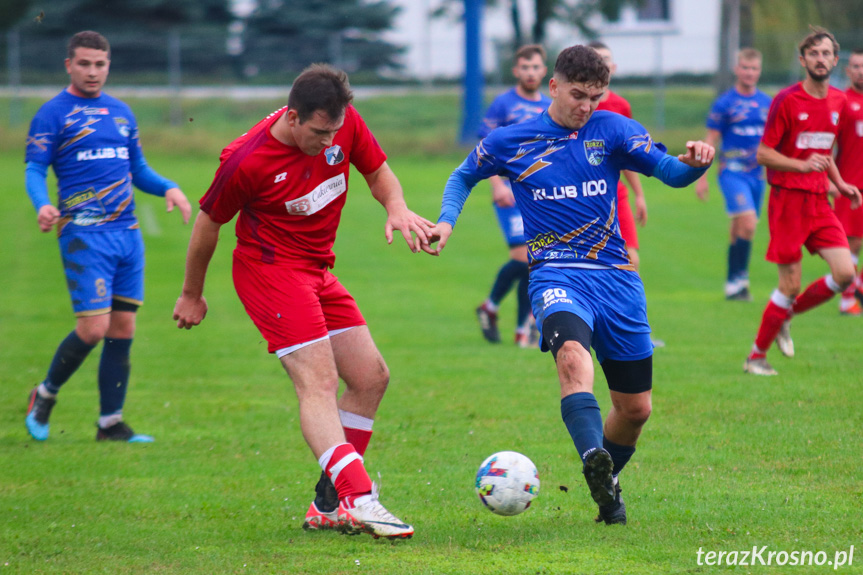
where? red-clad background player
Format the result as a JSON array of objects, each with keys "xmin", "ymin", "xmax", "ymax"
[
  {"xmin": 173, "ymin": 65, "xmax": 433, "ymax": 539},
  {"xmin": 744, "ymin": 28, "xmax": 862, "ymax": 376},
  {"xmin": 588, "ymin": 41, "xmax": 648, "ymax": 271},
  {"xmin": 589, "ymin": 41, "xmax": 664, "ymax": 347},
  {"xmin": 833, "ymin": 48, "xmax": 863, "ymax": 315}
]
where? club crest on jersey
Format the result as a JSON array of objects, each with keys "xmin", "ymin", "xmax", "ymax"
[
  {"xmin": 324, "ymin": 145, "xmax": 344, "ymax": 166},
  {"xmin": 584, "ymin": 140, "xmax": 605, "ymax": 166},
  {"xmin": 831, "ymin": 111, "xmax": 840, "ymax": 126},
  {"xmin": 113, "ymin": 117, "xmax": 130, "ymax": 138}
]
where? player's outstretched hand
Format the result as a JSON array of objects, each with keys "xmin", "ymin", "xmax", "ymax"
[
  {"xmin": 173, "ymin": 294, "xmax": 208, "ymax": 329},
  {"xmin": 165, "ymin": 187, "xmax": 192, "ymax": 224},
  {"xmin": 385, "ymin": 205, "xmax": 436, "ymax": 254},
  {"xmin": 426, "ymin": 222, "xmax": 453, "ymax": 256},
  {"xmin": 37, "ymin": 204, "xmax": 60, "ymax": 233},
  {"xmin": 678, "ymin": 141, "xmax": 715, "ymax": 168}
]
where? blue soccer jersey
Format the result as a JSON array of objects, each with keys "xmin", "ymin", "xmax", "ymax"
[
  {"xmin": 444, "ymin": 110, "xmax": 668, "ymax": 270},
  {"xmin": 705, "ymin": 88, "xmax": 772, "ymax": 176},
  {"xmin": 479, "ymin": 88, "xmax": 552, "ymax": 138},
  {"xmin": 26, "ymin": 90, "xmax": 148, "ymax": 235}
]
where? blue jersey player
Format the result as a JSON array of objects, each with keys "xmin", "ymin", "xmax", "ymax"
[
  {"xmin": 695, "ymin": 48, "xmax": 771, "ymax": 301},
  {"xmin": 430, "ymin": 46, "xmax": 714, "ymax": 524},
  {"xmin": 24, "ymin": 31, "xmax": 191, "ymax": 443},
  {"xmin": 475, "ymin": 44, "xmax": 551, "ymax": 347}
]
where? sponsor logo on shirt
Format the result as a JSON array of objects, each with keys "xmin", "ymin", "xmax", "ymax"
[
  {"xmin": 61, "ymin": 188, "xmax": 97, "ymax": 210},
  {"xmin": 284, "ymin": 172, "xmax": 347, "ymax": 216},
  {"xmin": 84, "ymin": 108, "xmax": 110, "ymax": 115},
  {"xmin": 324, "ymin": 144, "xmax": 344, "ymax": 166},
  {"xmin": 584, "ymin": 139, "xmax": 606, "ymax": 166},
  {"xmin": 531, "ymin": 180, "xmax": 607, "ymax": 200},
  {"xmin": 76, "ymin": 147, "xmax": 130, "ymax": 161},
  {"xmin": 795, "ymin": 132, "xmax": 835, "ymax": 150},
  {"xmin": 731, "ymin": 125, "xmax": 764, "ymax": 137},
  {"xmin": 798, "ymin": 113, "xmax": 809, "ymax": 121}
]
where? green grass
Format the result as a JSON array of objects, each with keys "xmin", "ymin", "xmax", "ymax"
[{"xmin": 2, "ymin": 96, "xmax": 862, "ymax": 574}]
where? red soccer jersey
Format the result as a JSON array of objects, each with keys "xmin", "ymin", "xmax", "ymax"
[
  {"xmin": 761, "ymin": 82, "xmax": 847, "ymax": 194},
  {"xmin": 836, "ymin": 88, "xmax": 863, "ymax": 187},
  {"xmin": 200, "ymin": 105, "xmax": 386, "ymax": 268},
  {"xmin": 596, "ymin": 90, "xmax": 633, "ymax": 119}
]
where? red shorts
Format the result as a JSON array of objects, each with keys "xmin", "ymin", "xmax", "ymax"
[
  {"xmin": 833, "ymin": 194, "xmax": 863, "ymax": 238},
  {"xmin": 765, "ymin": 187, "xmax": 849, "ymax": 264},
  {"xmin": 232, "ymin": 251, "xmax": 365, "ymax": 354},
  {"xmin": 617, "ymin": 182, "xmax": 639, "ymax": 250}
]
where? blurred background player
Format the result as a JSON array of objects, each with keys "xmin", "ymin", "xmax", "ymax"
[
  {"xmin": 475, "ymin": 44, "xmax": 550, "ymax": 347},
  {"xmin": 589, "ymin": 41, "xmax": 664, "ymax": 348},
  {"xmin": 833, "ymin": 48, "xmax": 863, "ymax": 315},
  {"xmin": 695, "ymin": 48, "xmax": 772, "ymax": 301},
  {"xmin": 24, "ymin": 31, "xmax": 191, "ymax": 442},
  {"xmin": 173, "ymin": 64, "xmax": 429, "ymax": 539},
  {"xmin": 431, "ymin": 45, "xmax": 714, "ymax": 525},
  {"xmin": 744, "ymin": 28, "xmax": 861, "ymax": 376}
]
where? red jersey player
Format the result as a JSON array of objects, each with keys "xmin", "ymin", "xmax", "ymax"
[
  {"xmin": 173, "ymin": 65, "xmax": 434, "ymax": 538},
  {"xmin": 744, "ymin": 28, "xmax": 862, "ymax": 376},
  {"xmin": 589, "ymin": 41, "xmax": 648, "ymax": 271},
  {"xmin": 833, "ymin": 48, "xmax": 863, "ymax": 315}
]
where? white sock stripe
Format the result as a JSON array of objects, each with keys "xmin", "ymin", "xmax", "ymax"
[
  {"xmin": 328, "ymin": 452, "xmax": 363, "ymax": 484},
  {"xmin": 339, "ymin": 409, "xmax": 374, "ymax": 431},
  {"xmin": 770, "ymin": 289, "xmax": 793, "ymax": 309},
  {"xmin": 825, "ymin": 274, "xmax": 842, "ymax": 293},
  {"xmin": 318, "ymin": 445, "xmax": 338, "ymax": 470}
]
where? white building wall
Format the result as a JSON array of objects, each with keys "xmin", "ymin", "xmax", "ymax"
[{"xmin": 382, "ymin": 0, "xmax": 720, "ymax": 80}]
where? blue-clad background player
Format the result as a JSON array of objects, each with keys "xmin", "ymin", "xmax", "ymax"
[
  {"xmin": 24, "ymin": 31, "xmax": 191, "ymax": 442},
  {"xmin": 695, "ymin": 48, "xmax": 772, "ymax": 301},
  {"xmin": 475, "ymin": 44, "xmax": 551, "ymax": 347},
  {"xmin": 429, "ymin": 46, "xmax": 714, "ymax": 524}
]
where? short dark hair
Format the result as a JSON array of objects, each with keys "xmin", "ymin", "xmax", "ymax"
[
  {"xmin": 799, "ymin": 26, "xmax": 839, "ymax": 57},
  {"xmin": 852, "ymin": 48, "xmax": 863, "ymax": 57},
  {"xmin": 553, "ymin": 45, "xmax": 609, "ymax": 87},
  {"xmin": 287, "ymin": 64, "xmax": 353, "ymax": 123},
  {"xmin": 586, "ymin": 40, "xmax": 610, "ymax": 52},
  {"xmin": 68, "ymin": 31, "xmax": 110, "ymax": 59},
  {"xmin": 514, "ymin": 44, "xmax": 546, "ymax": 63}
]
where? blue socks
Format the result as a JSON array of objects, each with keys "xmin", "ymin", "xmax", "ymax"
[
  {"xmin": 490, "ymin": 259, "xmax": 528, "ymax": 306},
  {"xmin": 98, "ymin": 338, "xmax": 133, "ymax": 417},
  {"xmin": 560, "ymin": 392, "xmax": 604, "ymax": 463},
  {"xmin": 516, "ymin": 271, "xmax": 530, "ymax": 328},
  {"xmin": 44, "ymin": 331, "xmax": 97, "ymax": 394},
  {"xmin": 603, "ymin": 436, "xmax": 636, "ymax": 476},
  {"xmin": 727, "ymin": 238, "xmax": 752, "ymax": 283}
]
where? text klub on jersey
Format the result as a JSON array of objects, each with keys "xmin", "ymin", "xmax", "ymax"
[
  {"xmin": 530, "ymin": 179, "xmax": 608, "ymax": 201},
  {"xmin": 76, "ymin": 147, "xmax": 130, "ymax": 161}
]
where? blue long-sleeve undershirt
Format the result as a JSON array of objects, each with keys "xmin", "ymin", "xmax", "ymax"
[
  {"xmin": 438, "ymin": 154, "xmax": 708, "ymax": 227},
  {"xmin": 24, "ymin": 157, "xmax": 177, "ymax": 214}
]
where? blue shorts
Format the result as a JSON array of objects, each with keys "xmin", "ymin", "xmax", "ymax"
[
  {"xmin": 59, "ymin": 229, "xmax": 145, "ymax": 317},
  {"xmin": 719, "ymin": 171, "xmax": 765, "ymax": 217},
  {"xmin": 529, "ymin": 265, "xmax": 653, "ymax": 363},
  {"xmin": 494, "ymin": 203, "xmax": 526, "ymax": 247}
]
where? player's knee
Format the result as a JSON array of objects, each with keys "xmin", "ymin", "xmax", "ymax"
[
  {"xmin": 833, "ymin": 267, "xmax": 855, "ymax": 290},
  {"xmin": 619, "ymin": 401, "xmax": 652, "ymax": 427},
  {"xmin": 75, "ymin": 318, "xmax": 109, "ymax": 345}
]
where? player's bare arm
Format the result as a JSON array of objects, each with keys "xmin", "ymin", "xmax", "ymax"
[
  {"xmin": 173, "ymin": 210, "xmax": 222, "ymax": 329},
  {"xmin": 623, "ymin": 170, "xmax": 647, "ymax": 225},
  {"xmin": 756, "ymin": 142, "xmax": 830, "ymax": 173},
  {"xmin": 694, "ymin": 129, "xmax": 720, "ymax": 201},
  {"xmin": 489, "ymin": 176, "xmax": 515, "ymax": 207},
  {"xmin": 164, "ymin": 187, "xmax": 192, "ymax": 224},
  {"xmin": 678, "ymin": 141, "xmax": 715, "ymax": 168},
  {"xmin": 36, "ymin": 204, "xmax": 60, "ymax": 233},
  {"xmin": 364, "ymin": 161, "xmax": 435, "ymax": 254},
  {"xmin": 825, "ymin": 158, "xmax": 863, "ymax": 209}
]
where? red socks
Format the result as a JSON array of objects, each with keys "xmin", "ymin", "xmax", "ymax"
[
  {"xmin": 792, "ymin": 276, "xmax": 839, "ymax": 315},
  {"xmin": 753, "ymin": 298, "xmax": 791, "ymax": 355},
  {"xmin": 322, "ymin": 443, "xmax": 372, "ymax": 507}
]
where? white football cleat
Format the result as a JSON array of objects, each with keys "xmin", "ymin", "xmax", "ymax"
[
  {"xmin": 337, "ymin": 485, "xmax": 414, "ymax": 540},
  {"xmin": 775, "ymin": 320, "xmax": 794, "ymax": 358},
  {"xmin": 743, "ymin": 356, "xmax": 778, "ymax": 376},
  {"xmin": 302, "ymin": 502, "xmax": 338, "ymax": 531}
]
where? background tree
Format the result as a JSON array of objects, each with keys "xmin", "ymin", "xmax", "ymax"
[{"xmin": 242, "ymin": 0, "xmax": 403, "ymax": 80}]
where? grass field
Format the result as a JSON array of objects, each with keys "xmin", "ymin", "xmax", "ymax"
[{"xmin": 1, "ymin": 92, "xmax": 861, "ymax": 574}]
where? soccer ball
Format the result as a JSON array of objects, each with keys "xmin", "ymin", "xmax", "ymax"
[{"xmin": 475, "ymin": 451, "xmax": 540, "ymax": 516}]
